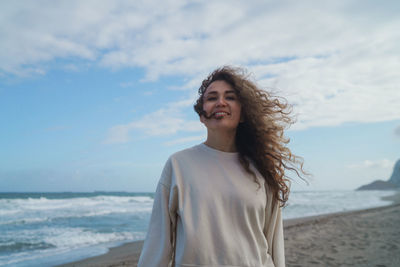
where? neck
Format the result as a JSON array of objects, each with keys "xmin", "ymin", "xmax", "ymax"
[{"xmin": 204, "ymin": 129, "xmax": 237, "ymax": 152}]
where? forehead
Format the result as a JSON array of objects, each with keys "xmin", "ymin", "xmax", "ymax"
[{"xmin": 204, "ymin": 80, "xmax": 235, "ymax": 95}]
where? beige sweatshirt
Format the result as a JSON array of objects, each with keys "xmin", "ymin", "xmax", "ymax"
[{"xmin": 138, "ymin": 144, "xmax": 285, "ymax": 267}]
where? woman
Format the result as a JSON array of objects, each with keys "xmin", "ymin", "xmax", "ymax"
[{"xmin": 138, "ymin": 66, "xmax": 304, "ymax": 267}]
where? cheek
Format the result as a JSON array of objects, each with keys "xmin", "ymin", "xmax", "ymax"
[{"xmin": 202, "ymin": 102, "xmax": 212, "ymax": 113}]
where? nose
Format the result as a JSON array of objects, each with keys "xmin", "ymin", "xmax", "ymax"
[{"xmin": 216, "ymin": 96, "xmax": 227, "ymax": 106}]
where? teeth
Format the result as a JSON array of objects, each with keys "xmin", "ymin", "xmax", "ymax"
[{"xmin": 215, "ymin": 112, "xmax": 228, "ymax": 116}]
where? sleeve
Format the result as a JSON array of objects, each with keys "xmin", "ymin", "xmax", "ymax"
[
  {"xmin": 264, "ymin": 187, "xmax": 285, "ymax": 267},
  {"xmin": 138, "ymin": 160, "xmax": 178, "ymax": 267}
]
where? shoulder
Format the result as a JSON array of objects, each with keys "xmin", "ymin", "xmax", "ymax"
[
  {"xmin": 159, "ymin": 144, "xmax": 205, "ymax": 186},
  {"xmin": 169, "ymin": 144, "xmax": 205, "ymax": 162}
]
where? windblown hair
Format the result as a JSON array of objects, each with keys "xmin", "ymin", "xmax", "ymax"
[{"xmin": 194, "ymin": 66, "xmax": 305, "ymax": 207}]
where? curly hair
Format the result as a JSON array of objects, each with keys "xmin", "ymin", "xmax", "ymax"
[{"xmin": 194, "ymin": 66, "xmax": 305, "ymax": 207}]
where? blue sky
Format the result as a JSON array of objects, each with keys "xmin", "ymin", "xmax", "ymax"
[{"xmin": 1, "ymin": 0, "xmax": 399, "ymax": 192}]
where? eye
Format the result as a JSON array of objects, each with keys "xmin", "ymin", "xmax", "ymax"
[
  {"xmin": 206, "ymin": 96, "xmax": 217, "ymax": 101},
  {"xmin": 226, "ymin": 95, "xmax": 237, "ymax": 100}
]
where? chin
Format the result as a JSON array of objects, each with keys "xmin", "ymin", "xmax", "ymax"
[{"xmin": 208, "ymin": 123, "xmax": 239, "ymax": 131}]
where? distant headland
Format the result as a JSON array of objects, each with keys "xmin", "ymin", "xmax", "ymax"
[{"xmin": 357, "ymin": 159, "xmax": 400, "ymax": 190}]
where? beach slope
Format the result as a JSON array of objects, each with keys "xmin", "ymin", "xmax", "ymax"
[
  {"xmin": 285, "ymin": 203, "xmax": 400, "ymax": 266},
  {"xmin": 59, "ymin": 193, "xmax": 400, "ymax": 267}
]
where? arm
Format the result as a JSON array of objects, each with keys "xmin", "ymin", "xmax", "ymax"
[
  {"xmin": 264, "ymin": 189, "xmax": 285, "ymax": 267},
  {"xmin": 138, "ymin": 161, "xmax": 178, "ymax": 267}
]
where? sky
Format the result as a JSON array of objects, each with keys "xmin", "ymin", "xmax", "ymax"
[{"xmin": 1, "ymin": 0, "xmax": 399, "ymax": 192}]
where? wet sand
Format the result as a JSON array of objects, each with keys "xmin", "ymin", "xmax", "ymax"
[
  {"xmin": 58, "ymin": 191, "xmax": 400, "ymax": 267},
  {"xmin": 285, "ymin": 202, "xmax": 400, "ymax": 266}
]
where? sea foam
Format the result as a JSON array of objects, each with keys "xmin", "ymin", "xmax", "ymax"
[{"xmin": 0, "ymin": 190, "xmax": 396, "ymax": 267}]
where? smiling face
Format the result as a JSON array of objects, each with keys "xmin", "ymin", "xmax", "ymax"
[{"xmin": 200, "ymin": 80, "xmax": 242, "ymax": 133}]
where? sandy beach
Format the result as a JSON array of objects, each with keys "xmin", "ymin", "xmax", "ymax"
[{"xmin": 58, "ymin": 191, "xmax": 400, "ymax": 267}]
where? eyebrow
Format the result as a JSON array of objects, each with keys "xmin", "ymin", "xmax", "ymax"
[{"xmin": 204, "ymin": 90, "xmax": 236, "ymax": 96}]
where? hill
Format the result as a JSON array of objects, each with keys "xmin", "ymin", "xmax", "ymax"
[
  {"xmin": 357, "ymin": 159, "xmax": 400, "ymax": 190},
  {"xmin": 388, "ymin": 159, "xmax": 400, "ymax": 186}
]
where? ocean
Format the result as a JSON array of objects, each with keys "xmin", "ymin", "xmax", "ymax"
[{"xmin": 0, "ymin": 190, "xmax": 396, "ymax": 267}]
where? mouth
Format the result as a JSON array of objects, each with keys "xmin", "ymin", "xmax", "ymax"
[{"xmin": 213, "ymin": 111, "xmax": 230, "ymax": 119}]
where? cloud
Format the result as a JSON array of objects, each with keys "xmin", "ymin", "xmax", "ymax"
[
  {"xmin": 103, "ymin": 97, "xmax": 205, "ymax": 144},
  {"xmin": 348, "ymin": 159, "xmax": 395, "ymax": 170},
  {"xmin": 103, "ymin": 124, "xmax": 132, "ymax": 144},
  {"xmin": 2, "ymin": 0, "xmax": 400, "ymax": 129},
  {"xmin": 254, "ymin": 52, "xmax": 400, "ymax": 129}
]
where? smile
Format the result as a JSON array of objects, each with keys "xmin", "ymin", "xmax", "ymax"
[{"xmin": 213, "ymin": 112, "xmax": 230, "ymax": 118}]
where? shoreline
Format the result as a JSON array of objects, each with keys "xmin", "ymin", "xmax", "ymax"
[{"xmin": 58, "ymin": 190, "xmax": 400, "ymax": 267}]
